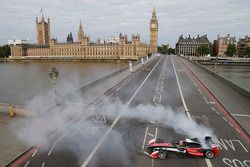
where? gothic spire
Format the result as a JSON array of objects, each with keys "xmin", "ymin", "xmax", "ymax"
[{"xmin": 151, "ymin": 8, "xmax": 157, "ymax": 20}]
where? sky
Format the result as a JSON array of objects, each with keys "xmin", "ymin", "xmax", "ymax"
[{"xmin": 0, "ymin": 0, "xmax": 250, "ymax": 47}]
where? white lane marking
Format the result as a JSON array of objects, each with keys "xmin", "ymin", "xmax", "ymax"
[
  {"xmin": 24, "ymin": 161, "xmax": 30, "ymax": 167},
  {"xmin": 41, "ymin": 162, "xmax": 45, "ymax": 167},
  {"xmin": 198, "ymin": 89, "xmax": 203, "ymax": 95},
  {"xmin": 174, "ymin": 57, "xmax": 213, "ymax": 167},
  {"xmin": 228, "ymin": 122, "xmax": 234, "ymax": 127},
  {"xmin": 231, "ymin": 114, "xmax": 250, "ymax": 117},
  {"xmin": 32, "ymin": 149, "xmax": 38, "ymax": 157},
  {"xmin": 153, "ymin": 95, "xmax": 156, "ymax": 103},
  {"xmin": 203, "ymin": 96, "xmax": 209, "ymax": 104},
  {"xmin": 209, "ymin": 101, "xmax": 215, "ymax": 104},
  {"xmin": 211, "ymin": 107, "xmax": 216, "ymax": 111},
  {"xmin": 81, "ymin": 58, "xmax": 162, "ymax": 167},
  {"xmin": 205, "ymin": 158, "xmax": 213, "ymax": 167},
  {"xmin": 151, "ymin": 159, "xmax": 155, "ymax": 167},
  {"xmin": 194, "ymin": 82, "xmax": 198, "ymax": 87},
  {"xmin": 141, "ymin": 126, "xmax": 149, "ymax": 151},
  {"xmin": 171, "ymin": 57, "xmax": 191, "ymax": 119},
  {"xmin": 236, "ymin": 129, "xmax": 241, "ymax": 133},
  {"xmin": 150, "ymin": 120, "xmax": 156, "ymax": 124},
  {"xmin": 48, "ymin": 133, "xmax": 67, "ymax": 156},
  {"xmin": 151, "ymin": 127, "xmax": 158, "ymax": 167},
  {"xmin": 223, "ymin": 117, "xmax": 228, "ymax": 122},
  {"xmin": 159, "ymin": 95, "xmax": 162, "ymax": 104},
  {"xmin": 148, "ymin": 132, "xmax": 155, "ymax": 138},
  {"xmin": 186, "ymin": 112, "xmax": 192, "ymax": 119},
  {"xmin": 155, "ymin": 128, "xmax": 158, "ymax": 140},
  {"xmin": 216, "ymin": 111, "xmax": 220, "ymax": 115}
]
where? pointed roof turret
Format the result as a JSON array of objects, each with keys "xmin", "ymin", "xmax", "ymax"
[
  {"xmin": 79, "ymin": 20, "xmax": 83, "ymax": 31},
  {"xmin": 151, "ymin": 8, "xmax": 157, "ymax": 20}
]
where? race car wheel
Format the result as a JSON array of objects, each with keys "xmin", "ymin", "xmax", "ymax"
[
  {"xmin": 205, "ymin": 150, "xmax": 214, "ymax": 159},
  {"xmin": 158, "ymin": 152, "xmax": 167, "ymax": 160}
]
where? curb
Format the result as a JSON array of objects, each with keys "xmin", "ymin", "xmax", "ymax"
[
  {"xmin": 180, "ymin": 56, "xmax": 250, "ymax": 138},
  {"xmin": 5, "ymin": 147, "xmax": 34, "ymax": 167},
  {"xmin": 182, "ymin": 56, "xmax": 250, "ymax": 98}
]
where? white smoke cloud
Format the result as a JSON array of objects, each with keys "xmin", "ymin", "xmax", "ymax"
[{"xmin": 10, "ymin": 75, "xmax": 217, "ymax": 165}]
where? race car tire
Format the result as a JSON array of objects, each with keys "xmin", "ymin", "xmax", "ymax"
[
  {"xmin": 205, "ymin": 150, "xmax": 214, "ymax": 159},
  {"xmin": 158, "ymin": 152, "xmax": 167, "ymax": 160}
]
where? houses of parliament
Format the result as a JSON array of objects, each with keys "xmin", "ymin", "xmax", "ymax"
[{"xmin": 10, "ymin": 9, "xmax": 158, "ymax": 61}]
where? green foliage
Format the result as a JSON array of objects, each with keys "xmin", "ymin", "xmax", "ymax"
[
  {"xmin": 0, "ymin": 45, "xmax": 10, "ymax": 58},
  {"xmin": 196, "ymin": 45, "xmax": 211, "ymax": 56},
  {"xmin": 167, "ymin": 48, "xmax": 175, "ymax": 55},
  {"xmin": 245, "ymin": 47, "xmax": 250, "ymax": 57},
  {"xmin": 158, "ymin": 45, "xmax": 175, "ymax": 55},
  {"xmin": 225, "ymin": 44, "xmax": 236, "ymax": 57},
  {"xmin": 158, "ymin": 45, "xmax": 168, "ymax": 54}
]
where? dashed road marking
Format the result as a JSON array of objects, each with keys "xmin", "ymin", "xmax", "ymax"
[
  {"xmin": 198, "ymin": 89, "xmax": 203, "ymax": 95},
  {"xmin": 148, "ymin": 132, "xmax": 155, "ymax": 138},
  {"xmin": 211, "ymin": 107, "xmax": 216, "ymax": 111},
  {"xmin": 41, "ymin": 162, "xmax": 45, "ymax": 167},
  {"xmin": 228, "ymin": 122, "xmax": 234, "ymax": 127},
  {"xmin": 205, "ymin": 158, "xmax": 213, "ymax": 167},
  {"xmin": 203, "ymin": 96, "xmax": 209, "ymax": 104},
  {"xmin": 171, "ymin": 56, "xmax": 212, "ymax": 167},
  {"xmin": 48, "ymin": 133, "xmax": 67, "ymax": 156},
  {"xmin": 24, "ymin": 161, "xmax": 30, "ymax": 167},
  {"xmin": 231, "ymin": 114, "xmax": 250, "ymax": 117},
  {"xmin": 223, "ymin": 117, "xmax": 228, "ymax": 122},
  {"xmin": 141, "ymin": 126, "xmax": 149, "ymax": 151},
  {"xmin": 81, "ymin": 58, "xmax": 162, "ymax": 167},
  {"xmin": 32, "ymin": 149, "xmax": 38, "ymax": 157}
]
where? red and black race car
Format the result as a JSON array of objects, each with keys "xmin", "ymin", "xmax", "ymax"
[{"xmin": 145, "ymin": 136, "xmax": 219, "ymax": 159}]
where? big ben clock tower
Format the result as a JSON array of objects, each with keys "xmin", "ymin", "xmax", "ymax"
[{"xmin": 149, "ymin": 8, "xmax": 158, "ymax": 54}]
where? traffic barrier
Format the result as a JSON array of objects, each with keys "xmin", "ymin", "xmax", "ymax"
[{"xmin": 181, "ymin": 56, "xmax": 250, "ymax": 98}]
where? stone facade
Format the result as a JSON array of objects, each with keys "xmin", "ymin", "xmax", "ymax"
[
  {"xmin": 36, "ymin": 15, "xmax": 50, "ymax": 45},
  {"xmin": 175, "ymin": 34, "xmax": 211, "ymax": 56},
  {"xmin": 149, "ymin": 9, "xmax": 158, "ymax": 54},
  {"xmin": 10, "ymin": 10, "xmax": 159, "ymax": 60},
  {"xmin": 214, "ymin": 34, "xmax": 237, "ymax": 57},
  {"xmin": 237, "ymin": 35, "xmax": 250, "ymax": 57}
]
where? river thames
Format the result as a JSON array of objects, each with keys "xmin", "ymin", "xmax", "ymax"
[
  {"xmin": 0, "ymin": 61, "xmax": 126, "ymax": 105},
  {"xmin": 206, "ymin": 65, "xmax": 250, "ymax": 91}
]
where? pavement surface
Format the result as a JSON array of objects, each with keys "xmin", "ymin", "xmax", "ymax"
[
  {"xmin": 0, "ymin": 113, "xmax": 27, "ymax": 167},
  {"xmin": 6, "ymin": 55, "xmax": 250, "ymax": 167}
]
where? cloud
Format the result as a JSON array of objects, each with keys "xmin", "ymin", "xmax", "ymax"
[{"xmin": 0, "ymin": 0, "xmax": 249, "ymax": 46}]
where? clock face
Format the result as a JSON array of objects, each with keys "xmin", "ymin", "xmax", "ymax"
[{"xmin": 151, "ymin": 24, "xmax": 156, "ymax": 28}]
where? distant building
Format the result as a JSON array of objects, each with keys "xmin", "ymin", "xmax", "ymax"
[
  {"xmin": 237, "ymin": 35, "xmax": 250, "ymax": 57},
  {"xmin": 149, "ymin": 8, "xmax": 158, "ymax": 54},
  {"xmin": 36, "ymin": 14, "xmax": 50, "ymax": 45},
  {"xmin": 214, "ymin": 34, "xmax": 237, "ymax": 57},
  {"xmin": 175, "ymin": 34, "xmax": 211, "ymax": 56},
  {"xmin": 9, "ymin": 9, "xmax": 159, "ymax": 60},
  {"xmin": 66, "ymin": 32, "xmax": 73, "ymax": 43}
]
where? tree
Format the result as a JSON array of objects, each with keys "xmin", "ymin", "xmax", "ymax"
[
  {"xmin": 158, "ymin": 45, "xmax": 169, "ymax": 54},
  {"xmin": 245, "ymin": 47, "xmax": 250, "ymax": 57},
  {"xmin": 196, "ymin": 45, "xmax": 211, "ymax": 56},
  {"xmin": 167, "ymin": 48, "xmax": 175, "ymax": 55},
  {"xmin": 0, "ymin": 45, "xmax": 11, "ymax": 58},
  {"xmin": 225, "ymin": 44, "xmax": 236, "ymax": 57}
]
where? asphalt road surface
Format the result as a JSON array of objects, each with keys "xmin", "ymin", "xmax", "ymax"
[{"xmin": 8, "ymin": 55, "xmax": 250, "ymax": 167}]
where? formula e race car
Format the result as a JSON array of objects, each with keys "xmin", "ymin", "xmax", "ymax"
[{"xmin": 145, "ymin": 137, "xmax": 219, "ymax": 159}]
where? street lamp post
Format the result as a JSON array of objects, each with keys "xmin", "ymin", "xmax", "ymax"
[{"xmin": 49, "ymin": 67, "xmax": 59, "ymax": 94}]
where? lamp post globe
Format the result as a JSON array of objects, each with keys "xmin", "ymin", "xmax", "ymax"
[{"xmin": 49, "ymin": 67, "xmax": 59, "ymax": 94}]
